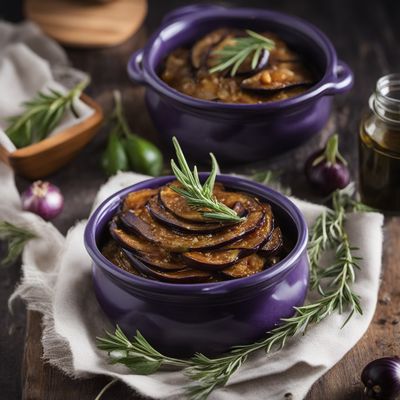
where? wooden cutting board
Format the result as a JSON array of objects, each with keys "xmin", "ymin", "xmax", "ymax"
[{"xmin": 25, "ymin": 0, "xmax": 147, "ymax": 47}]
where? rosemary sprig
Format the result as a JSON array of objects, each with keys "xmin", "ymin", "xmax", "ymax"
[
  {"xmin": 209, "ymin": 30, "xmax": 275, "ymax": 76},
  {"xmin": 5, "ymin": 80, "xmax": 89, "ymax": 148},
  {"xmin": 308, "ymin": 183, "xmax": 371, "ymax": 289},
  {"xmin": 0, "ymin": 221, "xmax": 37, "ymax": 266},
  {"xmin": 97, "ymin": 185, "xmax": 368, "ymax": 400},
  {"xmin": 170, "ymin": 137, "xmax": 243, "ymax": 223},
  {"xmin": 96, "ymin": 325, "xmax": 190, "ymax": 374}
]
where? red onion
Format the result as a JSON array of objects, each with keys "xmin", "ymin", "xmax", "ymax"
[
  {"xmin": 305, "ymin": 134, "xmax": 350, "ymax": 195},
  {"xmin": 361, "ymin": 357, "xmax": 400, "ymax": 399},
  {"xmin": 21, "ymin": 181, "xmax": 64, "ymax": 220}
]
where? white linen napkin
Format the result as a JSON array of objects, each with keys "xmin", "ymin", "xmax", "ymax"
[
  {"xmin": 3, "ymin": 160, "xmax": 383, "ymax": 400},
  {"xmin": 0, "ymin": 22, "xmax": 93, "ymax": 153}
]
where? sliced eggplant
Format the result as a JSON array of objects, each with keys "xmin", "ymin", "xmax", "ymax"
[
  {"xmin": 123, "ymin": 250, "xmax": 212, "ymax": 283},
  {"xmin": 159, "ymin": 182, "xmax": 226, "ymax": 223},
  {"xmin": 146, "ymin": 195, "xmax": 226, "ymax": 234},
  {"xmin": 222, "ymin": 254, "xmax": 266, "ymax": 278},
  {"xmin": 159, "ymin": 183, "xmax": 258, "ymax": 223},
  {"xmin": 259, "ymin": 227, "xmax": 283, "ymax": 256},
  {"xmin": 183, "ymin": 204, "xmax": 273, "ymax": 269},
  {"xmin": 119, "ymin": 206, "xmax": 265, "ymax": 252},
  {"xmin": 110, "ymin": 220, "xmax": 164, "ymax": 254},
  {"xmin": 102, "ymin": 241, "xmax": 140, "ymax": 275},
  {"xmin": 122, "ymin": 188, "xmax": 159, "ymax": 211},
  {"xmin": 241, "ymin": 62, "xmax": 314, "ymax": 93},
  {"xmin": 127, "ymin": 249, "xmax": 186, "ymax": 271},
  {"xmin": 223, "ymin": 205, "xmax": 273, "ymax": 250},
  {"xmin": 183, "ymin": 249, "xmax": 241, "ymax": 270},
  {"xmin": 191, "ymin": 28, "xmax": 228, "ymax": 69}
]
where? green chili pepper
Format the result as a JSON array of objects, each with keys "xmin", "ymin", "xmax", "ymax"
[
  {"xmin": 124, "ymin": 134, "xmax": 163, "ymax": 176},
  {"xmin": 102, "ymin": 90, "xmax": 163, "ymax": 177},
  {"xmin": 101, "ymin": 132, "xmax": 129, "ymax": 176}
]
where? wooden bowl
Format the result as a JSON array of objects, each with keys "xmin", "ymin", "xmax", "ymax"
[{"xmin": 0, "ymin": 94, "xmax": 103, "ymax": 180}]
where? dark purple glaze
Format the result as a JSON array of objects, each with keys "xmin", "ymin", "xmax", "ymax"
[
  {"xmin": 84, "ymin": 174, "xmax": 309, "ymax": 357},
  {"xmin": 127, "ymin": 5, "xmax": 353, "ymax": 164}
]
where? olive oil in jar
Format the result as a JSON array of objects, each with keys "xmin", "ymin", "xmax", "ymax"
[{"xmin": 359, "ymin": 74, "xmax": 400, "ymax": 212}]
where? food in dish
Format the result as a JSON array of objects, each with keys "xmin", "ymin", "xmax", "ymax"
[
  {"xmin": 160, "ymin": 28, "xmax": 315, "ymax": 104},
  {"xmin": 101, "ymin": 181, "xmax": 289, "ymax": 283}
]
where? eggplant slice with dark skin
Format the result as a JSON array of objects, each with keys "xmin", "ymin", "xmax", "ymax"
[
  {"xmin": 183, "ymin": 249, "xmax": 241, "ymax": 270},
  {"xmin": 159, "ymin": 183, "xmax": 259, "ymax": 223},
  {"xmin": 183, "ymin": 204, "xmax": 273, "ymax": 269},
  {"xmin": 159, "ymin": 182, "xmax": 226, "ymax": 223},
  {"xmin": 123, "ymin": 250, "xmax": 213, "ymax": 283},
  {"xmin": 146, "ymin": 195, "xmax": 228, "ymax": 234},
  {"xmin": 126, "ymin": 249, "xmax": 187, "ymax": 271},
  {"xmin": 191, "ymin": 28, "xmax": 229, "ymax": 69},
  {"xmin": 222, "ymin": 253, "xmax": 266, "ymax": 278},
  {"xmin": 122, "ymin": 188, "xmax": 159, "ymax": 211},
  {"xmin": 241, "ymin": 61, "xmax": 314, "ymax": 93},
  {"xmin": 119, "ymin": 206, "xmax": 265, "ymax": 252},
  {"xmin": 259, "ymin": 227, "xmax": 283, "ymax": 256}
]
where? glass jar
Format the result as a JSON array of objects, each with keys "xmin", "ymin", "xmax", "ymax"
[{"xmin": 359, "ymin": 73, "xmax": 400, "ymax": 212}]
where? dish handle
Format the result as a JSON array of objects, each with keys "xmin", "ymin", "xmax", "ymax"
[
  {"xmin": 322, "ymin": 60, "xmax": 354, "ymax": 95},
  {"xmin": 162, "ymin": 4, "xmax": 227, "ymax": 25},
  {"xmin": 127, "ymin": 49, "xmax": 146, "ymax": 85}
]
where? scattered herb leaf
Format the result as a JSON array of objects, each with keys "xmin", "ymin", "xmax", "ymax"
[{"xmin": 0, "ymin": 221, "xmax": 37, "ymax": 266}]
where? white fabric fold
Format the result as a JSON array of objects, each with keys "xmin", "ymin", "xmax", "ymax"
[{"xmin": 2, "ymin": 161, "xmax": 383, "ymax": 400}]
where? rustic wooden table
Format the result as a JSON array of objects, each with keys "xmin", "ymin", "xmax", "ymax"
[{"xmin": 1, "ymin": 0, "xmax": 400, "ymax": 399}]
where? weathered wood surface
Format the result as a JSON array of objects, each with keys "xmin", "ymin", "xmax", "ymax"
[{"xmin": 0, "ymin": 0, "xmax": 399, "ymax": 399}]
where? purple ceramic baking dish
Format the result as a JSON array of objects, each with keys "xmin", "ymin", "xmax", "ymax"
[
  {"xmin": 127, "ymin": 4, "xmax": 353, "ymax": 164},
  {"xmin": 84, "ymin": 174, "xmax": 309, "ymax": 357}
]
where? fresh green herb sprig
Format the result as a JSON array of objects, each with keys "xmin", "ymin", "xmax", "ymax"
[
  {"xmin": 97, "ymin": 185, "xmax": 369, "ymax": 399},
  {"xmin": 209, "ymin": 30, "xmax": 275, "ymax": 77},
  {"xmin": 249, "ymin": 170, "xmax": 291, "ymax": 195},
  {"xmin": 308, "ymin": 183, "xmax": 372, "ymax": 289},
  {"xmin": 0, "ymin": 221, "xmax": 37, "ymax": 266},
  {"xmin": 101, "ymin": 91, "xmax": 163, "ymax": 177},
  {"xmin": 6, "ymin": 80, "xmax": 88, "ymax": 148},
  {"xmin": 170, "ymin": 137, "xmax": 243, "ymax": 223},
  {"xmin": 97, "ymin": 325, "xmax": 189, "ymax": 374}
]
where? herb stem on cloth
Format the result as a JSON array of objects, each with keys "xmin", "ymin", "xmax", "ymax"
[
  {"xmin": 0, "ymin": 221, "xmax": 37, "ymax": 266},
  {"xmin": 5, "ymin": 80, "xmax": 89, "ymax": 148},
  {"xmin": 170, "ymin": 137, "xmax": 243, "ymax": 223},
  {"xmin": 96, "ymin": 325, "xmax": 191, "ymax": 374},
  {"xmin": 209, "ymin": 30, "xmax": 275, "ymax": 76},
  {"xmin": 94, "ymin": 378, "xmax": 118, "ymax": 400}
]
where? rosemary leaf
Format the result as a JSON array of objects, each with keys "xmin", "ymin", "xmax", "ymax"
[
  {"xmin": 170, "ymin": 137, "xmax": 243, "ymax": 223},
  {"xmin": 5, "ymin": 80, "xmax": 89, "ymax": 148},
  {"xmin": 96, "ymin": 325, "xmax": 190, "ymax": 374},
  {"xmin": 0, "ymin": 221, "xmax": 37, "ymax": 266},
  {"xmin": 209, "ymin": 30, "xmax": 275, "ymax": 77}
]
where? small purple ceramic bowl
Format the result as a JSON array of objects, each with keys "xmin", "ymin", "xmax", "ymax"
[
  {"xmin": 127, "ymin": 4, "xmax": 353, "ymax": 164},
  {"xmin": 84, "ymin": 174, "xmax": 309, "ymax": 357}
]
